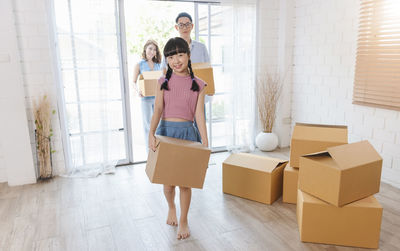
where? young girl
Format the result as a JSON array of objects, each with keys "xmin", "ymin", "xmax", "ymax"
[
  {"xmin": 148, "ymin": 37, "xmax": 208, "ymax": 240},
  {"xmin": 132, "ymin": 39, "xmax": 162, "ymax": 148}
]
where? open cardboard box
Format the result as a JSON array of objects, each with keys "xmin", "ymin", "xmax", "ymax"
[
  {"xmin": 192, "ymin": 62, "xmax": 215, "ymax": 95},
  {"xmin": 282, "ymin": 163, "xmax": 299, "ymax": 204},
  {"xmin": 223, "ymin": 153, "xmax": 288, "ymax": 204},
  {"xmin": 290, "ymin": 123, "xmax": 348, "ymax": 168},
  {"xmin": 297, "ymin": 189, "xmax": 382, "ymax": 249},
  {"xmin": 299, "ymin": 140, "xmax": 382, "ymax": 207},
  {"xmin": 145, "ymin": 135, "xmax": 211, "ymax": 189},
  {"xmin": 138, "ymin": 70, "xmax": 163, "ymax": 97}
]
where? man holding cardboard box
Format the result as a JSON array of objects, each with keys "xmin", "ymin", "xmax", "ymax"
[{"xmin": 172, "ymin": 12, "xmax": 214, "ymax": 95}]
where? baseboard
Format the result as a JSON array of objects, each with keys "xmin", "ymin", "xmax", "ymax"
[
  {"xmin": 0, "ymin": 168, "xmax": 7, "ymax": 183},
  {"xmin": 7, "ymin": 176, "xmax": 36, "ymax": 186},
  {"xmin": 381, "ymin": 167, "xmax": 400, "ymax": 189}
]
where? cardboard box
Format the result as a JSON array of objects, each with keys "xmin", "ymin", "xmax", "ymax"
[
  {"xmin": 297, "ymin": 190, "xmax": 382, "ymax": 249},
  {"xmin": 299, "ymin": 140, "xmax": 382, "ymax": 207},
  {"xmin": 290, "ymin": 123, "xmax": 348, "ymax": 168},
  {"xmin": 138, "ymin": 70, "xmax": 163, "ymax": 96},
  {"xmin": 145, "ymin": 135, "xmax": 211, "ymax": 189},
  {"xmin": 282, "ymin": 163, "xmax": 299, "ymax": 204},
  {"xmin": 192, "ymin": 62, "xmax": 215, "ymax": 95},
  {"xmin": 222, "ymin": 153, "xmax": 288, "ymax": 204}
]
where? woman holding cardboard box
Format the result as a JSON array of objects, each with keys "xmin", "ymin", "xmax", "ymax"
[
  {"xmin": 148, "ymin": 37, "xmax": 208, "ymax": 240},
  {"xmin": 132, "ymin": 39, "xmax": 162, "ymax": 148}
]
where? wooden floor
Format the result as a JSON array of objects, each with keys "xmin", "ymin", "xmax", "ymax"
[{"xmin": 0, "ymin": 150, "xmax": 400, "ymax": 251}]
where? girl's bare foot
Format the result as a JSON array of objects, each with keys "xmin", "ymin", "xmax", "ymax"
[
  {"xmin": 177, "ymin": 220, "xmax": 190, "ymax": 240},
  {"xmin": 166, "ymin": 207, "xmax": 178, "ymax": 226}
]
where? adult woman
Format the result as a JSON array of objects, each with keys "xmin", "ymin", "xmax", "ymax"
[{"xmin": 132, "ymin": 39, "xmax": 162, "ymax": 147}]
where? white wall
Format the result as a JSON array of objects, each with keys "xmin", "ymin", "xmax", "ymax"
[
  {"xmin": 0, "ymin": 0, "xmax": 65, "ymax": 185},
  {"xmin": 291, "ymin": 0, "xmax": 400, "ymax": 187},
  {"xmin": 14, "ymin": 0, "xmax": 66, "ymax": 176},
  {"xmin": 0, "ymin": 0, "xmax": 36, "ymax": 186},
  {"xmin": 257, "ymin": 0, "xmax": 293, "ymax": 148}
]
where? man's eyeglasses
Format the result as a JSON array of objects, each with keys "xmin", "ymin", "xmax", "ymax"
[{"xmin": 177, "ymin": 22, "xmax": 192, "ymax": 29}]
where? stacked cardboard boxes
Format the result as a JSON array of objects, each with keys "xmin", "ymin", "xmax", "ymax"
[
  {"xmin": 283, "ymin": 123, "xmax": 348, "ymax": 204},
  {"xmin": 282, "ymin": 163, "xmax": 298, "ymax": 204},
  {"xmin": 297, "ymin": 140, "xmax": 383, "ymax": 248},
  {"xmin": 222, "ymin": 153, "xmax": 288, "ymax": 204},
  {"xmin": 297, "ymin": 190, "xmax": 383, "ymax": 249},
  {"xmin": 289, "ymin": 123, "xmax": 348, "ymax": 167}
]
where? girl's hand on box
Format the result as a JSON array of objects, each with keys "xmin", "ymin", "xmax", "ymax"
[{"xmin": 149, "ymin": 134, "xmax": 157, "ymax": 152}]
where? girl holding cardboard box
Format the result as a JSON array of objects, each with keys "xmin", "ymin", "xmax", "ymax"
[
  {"xmin": 132, "ymin": 39, "xmax": 162, "ymax": 148},
  {"xmin": 148, "ymin": 37, "xmax": 208, "ymax": 240}
]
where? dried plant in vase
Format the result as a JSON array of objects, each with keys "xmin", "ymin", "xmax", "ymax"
[
  {"xmin": 33, "ymin": 95, "xmax": 56, "ymax": 179},
  {"xmin": 256, "ymin": 73, "xmax": 283, "ymax": 151}
]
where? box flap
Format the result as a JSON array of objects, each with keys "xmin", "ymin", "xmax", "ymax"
[
  {"xmin": 156, "ymin": 135, "xmax": 209, "ymax": 151},
  {"xmin": 301, "ymin": 190, "xmax": 382, "ymax": 209},
  {"xmin": 292, "ymin": 123, "xmax": 348, "ymax": 143},
  {"xmin": 295, "ymin": 122, "xmax": 347, "ymax": 129},
  {"xmin": 302, "ymin": 151, "xmax": 330, "ymax": 158},
  {"xmin": 142, "ymin": 70, "xmax": 163, "ymax": 80},
  {"xmin": 223, "ymin": 153, "xmax": 287, "ymax": 173},
  {"xmin": 327, "ymin": 141, "xmax": 382, "ymax": 170}
]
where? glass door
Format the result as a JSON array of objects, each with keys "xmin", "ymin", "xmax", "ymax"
[
  {"xmin": 54, "ymin": 0, "xmax": 130, "ymax": 171},
  {"xmin": 123, "ymin": 0, "xmax": 193, "ymax": 162},
  {"xmin": 196, "ymin": 2, "xmax": 228, "ymax": 151}
]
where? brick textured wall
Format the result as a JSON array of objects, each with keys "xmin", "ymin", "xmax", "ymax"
[
  {"xmin": 12, "ymin": 0, "xmax": 65, "ymax": 175},
  {"xmin": 257, "ymin": 0, "xmax": 293, "ymax": 148},
  {"xmin": 291, "ymin": 0, "xmax": 400, "ymax": 186}
]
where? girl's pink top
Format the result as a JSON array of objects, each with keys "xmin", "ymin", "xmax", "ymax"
[{"xmin": 158, "ymin": 73, "xmax": 206, "ymax": 121}]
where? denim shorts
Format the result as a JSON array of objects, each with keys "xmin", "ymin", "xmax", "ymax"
[{"xmin": 156, "ymin": 120, "xmax": 201, "ymax": 143}]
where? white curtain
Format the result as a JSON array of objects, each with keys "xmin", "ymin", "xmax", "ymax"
[
  {"xmin": 221, "ymin": 0, "xmax": 258, "ymax": 152},
  {"xmin": 54, "ymin": 0, "xmax": 125, "ymax": 177}
]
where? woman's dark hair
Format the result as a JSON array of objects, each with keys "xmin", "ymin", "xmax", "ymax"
[
  {"xmin": 161, "ymin": 37, "xmax": 199, "ymax": 92},
  {"xmin": 142, "ymin": 39, "xmax": 161, "ymax": 64}
]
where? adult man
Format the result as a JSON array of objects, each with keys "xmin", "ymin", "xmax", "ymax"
[{"xmin": 174, "ymin": 12, "xmax": 210, "ymax": 64}]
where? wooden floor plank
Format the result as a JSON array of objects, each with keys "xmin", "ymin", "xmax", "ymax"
[{"xmin": 0, "ymin": 151, "xmax": 399, "ymax": 250}]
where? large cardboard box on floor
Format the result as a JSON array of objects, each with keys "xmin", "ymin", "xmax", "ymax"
[
  {"xmin": 297, "ymin": 189, "xmax": 382, "ymax": 249},
  {"xmin": 145, "ymin": 136, "xmax": 211, "ymax": 189},
  {"xmin": 290, "ymin": 123, "xmax": 348, "ymax": 168},
  {"xmin": 223, "ymin": 153, "xmax": 288, "ymax": 204},
  {"xmin": 299, "ymin": 140, "xmax": 382, "ymax": 207},
  {"xmin": 138, "ymin": 70, "xmax": 163, "ymax": 97},
  {"xmin": 282, "ymin": 163, "xmax": 299, "ymax": 204},
  {"xmin": 192, "ymin": 62, "xmax": 215, "ymax": 95}
]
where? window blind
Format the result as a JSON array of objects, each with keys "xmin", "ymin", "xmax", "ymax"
[{"xmin": 353, "ymin": 0, "xmax": 400, "ymax": 110}]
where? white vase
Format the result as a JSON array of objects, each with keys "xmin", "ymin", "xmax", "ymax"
[{"xmin": 255, "ymin": 132, "xmax": 278, "ymax": 151}]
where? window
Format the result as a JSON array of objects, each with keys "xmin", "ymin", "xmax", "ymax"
[
  {"xmin": 353, "ymin": 0, "xmax": 400, "ymax": 111},
  {"xmin": 54, "ymin": 0, "xmax": 130, "ymax": 169}
]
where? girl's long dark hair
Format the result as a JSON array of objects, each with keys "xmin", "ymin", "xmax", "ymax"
[{"xmin": 161, "ymin": 37, "xmax": 199, "ymax": 92}]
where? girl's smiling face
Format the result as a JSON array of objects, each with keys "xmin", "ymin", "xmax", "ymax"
[{"xmin": 167, "ymin": 52, "xmax": 190, "ymax": 76}]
